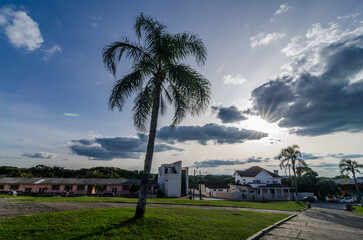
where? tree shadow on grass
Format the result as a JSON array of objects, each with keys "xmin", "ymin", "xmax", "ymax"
[{"xmin": 69, "ymin": 217, "xmax": 138, "ymax": 240}]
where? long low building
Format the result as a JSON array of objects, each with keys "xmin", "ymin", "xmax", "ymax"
[{"xmin": 0, "ymin": 177, "xmax": 156, "ymax": 196}]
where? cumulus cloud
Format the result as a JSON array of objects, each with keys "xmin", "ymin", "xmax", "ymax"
[
  {"xmin": 274, "ymin": 3, "xmax": 291, "ymax": 16},
  {"xmin": 0, "ymin": 7, "xmax": 43, "ymax": 51},
  {"xmin": 251, "ymin": 21, "xmax": 363, "ymax": 136},
  {"xmin": 22, "ymin": 152, "xmax": 56, "ymax": 159},
  {"xmin": 157, "ymin": 123, "xmax": 268, "ymax": 145},
  {"xmin": 250, "ymin": 32, "xmax": 285, "ymax": 48},
  {"xmin": 211, "ymin": 105, "xmax": 247, "ymax": 123},
  {"xmin": 68, "ymin": 136, "xmax": 183, "ymax": 160},
  {"xmin": 42, "ymin": 44, "xmax": 62, "ymax": 60},
  {"xmin": 193, "ymin": 157, "xmax": 270, "ymax": 168},
  {"xmin": 223, "ymin": 74, "xmax": 247, "ymax": 85}
]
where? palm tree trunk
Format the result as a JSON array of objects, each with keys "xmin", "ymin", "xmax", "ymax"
[
  {"xmin": 292, "ymin": 161, "xmax": 298, "ymax": 202},
  {"xmin": 288, "ymin": 165, "xmax": 294, "ymax": 200},
  {"xmin": 135, "ymin": 82, "xmax": 162, "ymax": 219}
]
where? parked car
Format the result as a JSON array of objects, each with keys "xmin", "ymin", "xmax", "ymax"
[
  {"xmin": 303, "ymin": 196, "xmax": 316, "ymax": 202},
  {"xmin": 102, "ymin": 192, "xmax": 116, "ymax": 197},
  {"xmin": 337, "ymin": 197, "xmax": 354, "ymax": 203},
  {"xmin": 6, "ymin": 191, "xmax": 18, "ymax": 196}
]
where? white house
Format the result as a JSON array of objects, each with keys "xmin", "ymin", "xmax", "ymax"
[
  {"xmin": 232, "ymin": 166, "xmax": 292, "ymax": 200},
  {"xmin": 157, "ymin": 161, "xmax": 188, "ymax": 197},
  {"xmin": 200, "ymin": 182, "xmax": 230, "ymax": 197}
]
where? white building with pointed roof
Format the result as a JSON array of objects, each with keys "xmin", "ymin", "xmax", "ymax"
[{"xmin": 231, "ymin": 166, "xmax": 292, "ymax": 200}]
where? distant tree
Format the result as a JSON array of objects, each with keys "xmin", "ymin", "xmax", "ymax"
[
  {"xmin": 339, "ymin": 159, "xmax": 363, "ymax": 205},
  {"xmin": 129, "ymin": 184, "xmax": 140, "ymax": 194},
  {"xmin": 279, "ymin": 145, "xmax": 306, "ymax": 201},
  {"xmin": 316, "ymin": 178, "xmax": 341, "ymax": 197},
  {"xmin": 102, "ymin": 13, "xmax": 210, "ymax": 218},
  {"xmin": 94, "ymin": 183, "xmax": 107, "ymax": 193}
]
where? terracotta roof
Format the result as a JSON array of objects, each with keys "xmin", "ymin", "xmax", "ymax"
[
  {"xmin": 235, "ymin": 166, "xmax": 280, "ymax": 178},
  {"xmin": 0, "ymin": 177, "xmax": 156, "ymax": 185},
  {"xmin": 204, "ymin": 182, "xmax": 229, "ymax": 189}
]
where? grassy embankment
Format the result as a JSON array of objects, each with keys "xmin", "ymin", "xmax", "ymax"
[
  {"xmin": 0, "ymin": 207, "xmax": 289, "ymax": 240},
  {"xmin": 11, "ymin": 196, "xmax": 306, "ymax": 211},
  {"xmin": 352, "ymin": 206, "xmax": 363, "ymax": 215}
]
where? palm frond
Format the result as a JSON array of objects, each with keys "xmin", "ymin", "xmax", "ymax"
[
  {"xmin": 166, "ymin": 64, "xmax": 211, "ymax": 117},
  {"xmin": 132, "ymin": 85, "xmax": 154, "ymax": 132},
  {"xmin": 108, "ymin": 70, "xmax": 144, "ymax": 111},
  {"xmin": 171, "ymin": 32, "xmax": 207, "ymax": 66},
  {"xmin": 168, "ymin": 84, "xmax": 188, "ymax": 127},
  {"xmin": 102, "ymin": 39, "xmax": 147, "ymax": 77}
]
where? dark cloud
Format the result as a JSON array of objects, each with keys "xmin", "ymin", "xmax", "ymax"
[
  {"xmin": 309, "ymin": 162, "xmax": 339, "ymax": 168},
  {"xmin": 22, "ymin": 152, "xmax": 55, "ymax": 159},
  {"xmin": 157, "ymin": 123, "xmax": 268, "ymax": 145},
  {"xmin": 193, "ymin": 157, "xmax": 270, "ymax": 168},
  {"xmin": 69, "ymin": 136, "xmax": 183, "ymax": 160},
  {"xmin": 301, "ymin": 153, "xmax": 321, "ymax": 160},
  {"xmin": 274, "ymin": 152, "xmax": 363, "ymax": 161},
  {"xmin": 327, "ymin": 153, "xmax": 363, "ymax": 159},
  {"xmin": 211, "ymin": 105, "xmax": 247, "ymax": 123},
  {"xmin": 251, "ymin": 25, "xmax": 363, "ymax": 136}
]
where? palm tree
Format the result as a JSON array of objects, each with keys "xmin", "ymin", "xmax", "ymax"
[
  {"xmin": 279, "ymin": 145, "xmax": 305, "ymax": 202},
  {"xmin": 102, "ymin": 13, "xmax": 211, "ymax": 218},
  {"xmin": 339, "ymin": 159, "xmax": 363, "ymax": 206}
]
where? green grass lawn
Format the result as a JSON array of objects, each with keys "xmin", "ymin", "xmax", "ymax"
[
  {"xmin": 13, "ymin": 196, "xmax": 306, "ymax": 211},
  {"xmin": 0, "ymin": 207, "xmax": 289, "ymax": 240},
  {"xmin": 352, "ymin": 206, "xmax": 363, "ymax": 215}
]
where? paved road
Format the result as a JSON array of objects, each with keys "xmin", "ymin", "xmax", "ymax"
[{"xmin": 261, "ymin": 203, "xmax": 363, "ymax": 240}]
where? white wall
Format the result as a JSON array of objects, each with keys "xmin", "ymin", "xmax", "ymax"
[
  {"xmin": 158, "ymin": 161, "xmax": 182, "ymax": 197},
  {"xmin": 234, "ymin": 170, "xmax": 281, "ymax": 187}
]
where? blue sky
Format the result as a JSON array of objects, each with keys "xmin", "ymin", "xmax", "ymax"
[{"xmin": 1, "ymin": 0, "xmax": 363, "ymax": 177}]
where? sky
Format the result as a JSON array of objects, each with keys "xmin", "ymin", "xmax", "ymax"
[{"xmin": 1, "ymin": 0, "xmax": 363, "ymax": 177}]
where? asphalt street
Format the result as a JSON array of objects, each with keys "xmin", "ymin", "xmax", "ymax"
[{"xmin": 260, "ymin": 202, "xmax": 363, "ymax": 240}]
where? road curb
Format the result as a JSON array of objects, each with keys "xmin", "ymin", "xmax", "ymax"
[{"xmin": 246, "ymin": 213, "xmax": 298, "ymax": 240}]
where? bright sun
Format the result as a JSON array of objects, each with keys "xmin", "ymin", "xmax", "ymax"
[{"xmin": 240, "ymin": 116, "xmax": 285, "ymax": 139}]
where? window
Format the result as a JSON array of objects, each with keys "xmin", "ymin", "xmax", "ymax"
[
  {"xmin": 25, "ymin": 188, "xmax": 32, "ymax": 193},
  {"xmin": 123, "ymin": 185, "xmax": 129, "ymax": 190},
  {"xmin": 273, "ymin": 180, "xmax": 278, "ymax": 184},
  {"xmin": 253, "ymin": 180, "xmax": 261, "ymax": 184},
  {"xmin": 10, "ymin": 185, "xmax": 19, "ymax": 190},
  {"xmin": 77, "ymin": 185, "xmax": 85, "ymax": 191},
  {"xmin": 0, "ymin": 185, "xmax": 4, "ymax": 190},
  {"xmin": 218, "ymin": 189, "xmax": 223, "ymax": 191},
  {"xmin": 249, "ymin": 190, "xmax": 255, "ymax": 194},
  {"xmin": 112, "ymin": 188, "xmax": 117, "ymax": 194},
  {"xmin": 165, "ymin": 168, "xmax": 168, "ymax": 173},
  {"xmin": 51, "ymin": 185, "xmax": 60, "ymax": 190},
  {"xmin": 64, "ymin": 185, "xmax": 73, "ymax": 191}
]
